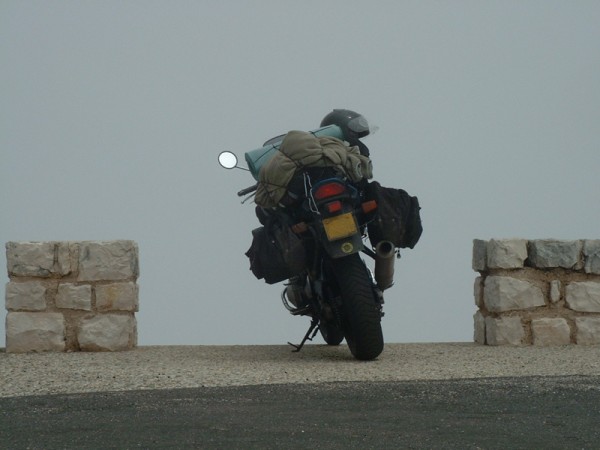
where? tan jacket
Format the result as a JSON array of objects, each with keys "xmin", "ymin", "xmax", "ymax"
[{"xmin": 254, "ymin": 130, "xmax": 373, "ymax": 208}]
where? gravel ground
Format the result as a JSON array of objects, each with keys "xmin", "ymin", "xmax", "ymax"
[{"xmin": 2, "ymin": 342, "xmax": 600, "ymax": 398}]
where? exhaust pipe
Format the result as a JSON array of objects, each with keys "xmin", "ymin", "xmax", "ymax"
[{"xmin": 374, "ymin": 241, "xmax": 396, "ymax": 291}]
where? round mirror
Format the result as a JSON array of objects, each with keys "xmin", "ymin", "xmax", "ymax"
[{"xmin": 218, "ymin": 151, "xmax": 238, "ymax": 169}]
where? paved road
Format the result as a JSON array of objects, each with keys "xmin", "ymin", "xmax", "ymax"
[{"xmin": 2, "ymin": 376, "xmax": 600, "ymax": 449}]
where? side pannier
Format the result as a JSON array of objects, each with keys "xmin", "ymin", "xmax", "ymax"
[
  {"xmin": 245, "ymin": 222, "xmax": 306, "ymax": 284},
  {"xmin": 366, "ymin": 181, "xmax": 423, "ymax": 249}
]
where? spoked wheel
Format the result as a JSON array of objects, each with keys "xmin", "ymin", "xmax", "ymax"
[{"xmin": 328, "ymin": 253, "xmax": 384, "ymax": 360}]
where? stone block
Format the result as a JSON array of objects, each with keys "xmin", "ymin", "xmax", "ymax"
[
  {"xmin": 487, "ymin": 239, "xmax": 528, "ymax": 269},
  {"xmin": 6, "ymin": 281, "xmax": 47, "ymax": 311},
  {"xmin": 78, "ymin": 241, "xmax": 139, "ymax": 281},
  {"xmin": 6, "ymin": 242, "xmax": 56, "ymax": 277},
  {"xmin": 575, "ymin": 317, "xmax": 600, "ymax": 345},
  {"xmin": 484, "ymin": 276, "xmax": 545, "ymax": 312},
  {"xmin": 78, "ymin": 314, "xmax": 137, "ymax": 351},
  {"xmin": 474, "ymin": 277, "xmax": 483, "ymax": 308},
  {"xmin": 566, "ymin": 281, "xmax": 600, "ymax": 313},
  {"xmin": 485, "ymin": 316, "xmax": 524, "ymax": 346},
  {"xmin": 96, "ymin": 282, "xmax": 139, "ymax": 312},
  {"xmin": 550, "ymin": 280, "xmax": 561, "ymax": 303},
  {"xmin": 532, "ymin": 318, "xmax": 571, "ymax": 346},
  {"xmin": 472, "ymin": 239, "xmax": 487, "ymax": 272},
  {"xmin": 6, "ymin": 312, "xmax": 65, "ymax": 352},
  {"xmin": 56, "ymin": 242, "xmax": 78, "ymax": 276},
  {"xmin": 56, "ymin": 284, "xmax": 92, "ymax": 311},
  {"xmin": 527, "ymin": 239, "xmax": 583, "ymax": 269},
  {"xmin": 583, "ymin": 240, "xmax": 600, "ymax": 274},
  {"xmin": 473, "ymin": 311, "xmax": 486, "ymax": 344}
]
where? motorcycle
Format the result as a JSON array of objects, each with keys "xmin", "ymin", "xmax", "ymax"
[{"xmin": 219, "ymin": 147, "xmax": 402, "ymax": 361}]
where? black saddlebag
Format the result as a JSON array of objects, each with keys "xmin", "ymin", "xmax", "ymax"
[
  {"xmin": 245, "ymin": 223, "xmax": 306, "ymax": 284},
  {"xmin": 366, "ymin": 181, "xmax": 423, "ymax": 249}
]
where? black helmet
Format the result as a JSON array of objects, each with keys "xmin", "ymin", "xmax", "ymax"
[{"xmin": 320, "ymin": 109, "xmax": 371, "ymax": 140}]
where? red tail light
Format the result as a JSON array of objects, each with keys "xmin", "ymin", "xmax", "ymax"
[
  {"xmin": 326, "ymin": 200, "xmax": 343, "ymax": 214},
  {"xmin": 291, "ymin": 222, "xmax": 308, "ymax": 234},
  {"xmin": 361, "ymin": 200, "xmax": 377, "ymax": 214},
  {"xmin": 313, "ymin": 182, "xmax": 346, "ymax": 200}
]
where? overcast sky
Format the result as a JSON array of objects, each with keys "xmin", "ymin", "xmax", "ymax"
[{"xmin": 2, "ymin": 1, "xmax": 600, "ymax": 347}]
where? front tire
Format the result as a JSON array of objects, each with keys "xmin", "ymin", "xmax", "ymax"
[
  {"xmin": 329, "ymin": 254, "xmax": 384, "ymax": 360},
  {"xmin": 319, "ymin": 320, "xmax": 344, "ymax": 346}
]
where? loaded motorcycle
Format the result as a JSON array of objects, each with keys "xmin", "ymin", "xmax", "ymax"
[{"xmin": 219, "ymin": 113, "xmax": 421, "ymax": 361}]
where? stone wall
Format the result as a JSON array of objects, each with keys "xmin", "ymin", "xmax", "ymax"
[
  {"xmin": 5, "ymin": 240, "xmax": 139, "ymax": 352},
  {"xmin": 473, "ymin": 239, "xmax": 600, "ymax": 346}
]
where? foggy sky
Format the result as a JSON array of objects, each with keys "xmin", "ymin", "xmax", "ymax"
[{"xmin": 2, "ymin": 1, "xmax": 600, "ymax": 346}]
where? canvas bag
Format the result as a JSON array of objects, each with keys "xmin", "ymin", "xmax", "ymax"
[
  {"xmin": 245, "ymin": 222, "xmax": 306, "ymax": 284},
  {"xmin": 366, "ymin": 181, "xmax": 423, "ymax": 249}
]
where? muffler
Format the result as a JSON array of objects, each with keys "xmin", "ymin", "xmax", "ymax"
[{"xmin": 374, "ymin": 240, "xmax": 396, "ymax": 290}]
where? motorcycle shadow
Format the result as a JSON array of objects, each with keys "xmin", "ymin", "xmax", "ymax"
[
  {"xmin": 228, "ymin": 343, "xmax": 361, "ymax": 363},
  {"xmin": 289, "ymin": 344, "xmax": 359, "ymax": 362}
]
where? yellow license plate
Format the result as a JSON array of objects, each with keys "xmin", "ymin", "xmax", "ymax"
[{"xmin": 322, "ymin": 213, "xmax": 358, "ymax": 241}]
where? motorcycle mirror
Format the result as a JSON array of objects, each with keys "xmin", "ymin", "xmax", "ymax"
[{"xmin": 218, "ymin": 151, "xmax": 238, "ymax": 169}]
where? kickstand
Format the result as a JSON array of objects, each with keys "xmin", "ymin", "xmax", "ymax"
[{"xmin": 288, "ymin": 318, "xmax": 319, "ymax": 352}]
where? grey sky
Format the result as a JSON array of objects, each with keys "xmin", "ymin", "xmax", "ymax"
[{"xmin": 2, "ymin": 1, "xmax": 600, "ymax": 346}]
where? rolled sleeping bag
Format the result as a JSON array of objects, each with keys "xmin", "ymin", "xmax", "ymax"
[{"xmin": 244, "ymin": 125, "xmax": 344, "ymax": 180}]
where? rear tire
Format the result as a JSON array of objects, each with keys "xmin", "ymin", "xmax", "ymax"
[{"xmin": 329, "ymin": 254, "xmax": 384, "ymax": 360}]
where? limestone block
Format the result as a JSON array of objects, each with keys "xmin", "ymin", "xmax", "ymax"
[
  {"xmin": 56, "ymin": 242, "xmax": 78, "ymax": 276},
  {"xmin": 56, "ymin": 284, "xmax": 92, "ymax": 311},
  {"xmin": 78, "ymin": 314, "xmax": 137, "ymax": 351},
  {"xmin": 565, "ymin": 281, "xmax": 600, "ymax": 313},
  {"xmin": 485, "ymin": 316, "xmax": 524, "ymax": 346},
  {"xmin": 487, "ymin": 239, "xmax": 528, "ymax": 269},
  {"xmin": 5, "ymin": 281, "xmax": 47, "ymax": 311},
  {"xmin": 583, "ymin": 240, "xmax": 600, "ymax": 274},
  {"xmin": 474, "ymin": 277, "xmax": 483, "ymax": 308},
  {"xmin": 96, "ymin": 282, "xmax": 139, "ymax": 312},
  {"xmin": 6, "ymin": 242, "xmax": 55, "ymax": 277},
  {"xmin": 532, "ymin": 318, "xmax": 571, "ymax": 346},
  {"xmin": 6, "ymin": 312, "xmax": 65, "ymax": 352},
  {"xmin": 472, "ymin": 239, "xmax": 487, "ymax": 271},
  {"xmin": 78, "ymin": 241, "xmax": 139, "ymax": 281},
  {"xmin": 575, "ymin": 317, "xmax": 600, "ymax": 345},
  {"xmin": 527, "ymin": 239, "xmax": 583, "ymax": 269},
  {"xmin": 484, "ymin": 276, "xmax": 545, "ymax": 312},
  {"xmin": 550, "ymin": 280, "xmax": 561, "ymax": 303},
  {"xmin": 473, "ymin": 311, "xmax": 486, "ymax": 344}
]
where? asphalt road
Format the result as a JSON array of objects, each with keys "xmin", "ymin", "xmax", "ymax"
[{"xmin": 2, "ymin": 376, "xmax": 600, "ymax": 449}]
